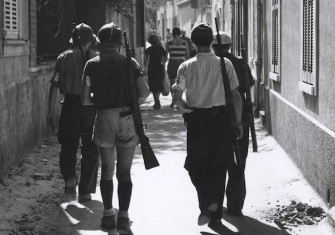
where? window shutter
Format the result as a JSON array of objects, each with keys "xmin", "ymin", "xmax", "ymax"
[
  {"xmin": 271, "ymin": 0, "xmax": 280, "ymax": 73},
  {"xmin": 302, "ymin": 0, "xmax": 314, "ymax": 84},
  {"xmin": 4, "ymin": 0, "xmax": 19, "ymax": 39},
  {"xmin": 300, "ymin": 0, "xmax": 317, "ymax": 95},
  {"xmin": 270, "ymin": 0, "xmax": 280, "ymax": 81}
]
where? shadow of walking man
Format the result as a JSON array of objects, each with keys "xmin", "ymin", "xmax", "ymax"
[{"xmin": 201, "ymin": 207, "xmax": 291, "ymax": 235}]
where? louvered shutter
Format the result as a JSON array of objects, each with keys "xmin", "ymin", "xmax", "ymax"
[
  {"xmin": 302, "ymin": 0, "xmax": 314, "ymax": 84},
  {"xmin": 271, "ymin": 0, "xmax": 280, "ymax": 73},
  {"xmin": 4, "ymin": 0, "xmax": 19, "ymax": 39},
  {"xmin": 269, "ymin": 0, "xmax": 280, "ymax": 81},
  {"xmin": 300, "ymin": 0, "xmax": 317, "ymax": 95}
]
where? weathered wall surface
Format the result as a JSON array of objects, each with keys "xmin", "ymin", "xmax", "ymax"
[
  {"xmin": 268, "ymin": 0, "xmax": 335, "ymax": 206},
  {"xmin": 270, "ymin": 91, "xmax": 335, "ymax": 207},
  {"xmin": 0, "ymin": 64, "xmax": 57, "ymax": 177}
]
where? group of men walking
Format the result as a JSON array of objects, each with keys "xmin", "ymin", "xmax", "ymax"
[{"xmin": 47, "ymin": 20, "xmax": 254, "ymax": 233}]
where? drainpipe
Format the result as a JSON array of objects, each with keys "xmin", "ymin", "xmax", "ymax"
[
  {"xmin": 242, "ymin": 0, "xmax": 248, "ymax": 60},
  {"xmin": 254, "ymin": 0, "xmax": 262, "ymax": 118},
  {"xmin": 230, "ymin": 0, "xmax": 235, "ymax": 54}
]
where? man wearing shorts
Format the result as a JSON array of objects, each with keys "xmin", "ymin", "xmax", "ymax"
[{"xmin": 81, "ymin": 22, "xmax": 149, "ymax": 234}]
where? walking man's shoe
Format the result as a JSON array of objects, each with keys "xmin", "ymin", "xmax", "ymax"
[
  {"xmin": 78, "ymin": 193, "xmax": 92, "ymax": 203},
  {"xmin": 117, "ymin": 212, "xmax": 133, "ymax": 235},
  {"xmin": 208, "ymin": 219, "xmax": 223, "ymax": 228},
  {"xmin": 64, "ymin": 176, "xmax": 76, "ymax": 194},
  {"xmin": 101, "ymin": 214, "xmax": 116, "ymax": 229},
  {"xmin": 227, "ymin": 208, "xmax": 243, "ymax": 216},
  {"xmin": 198, "ymin": 212, "xmax": 211, "ymax": 226}
]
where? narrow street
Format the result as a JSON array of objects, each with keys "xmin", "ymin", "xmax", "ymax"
[{"xmin": 0, "ymin": 95, "xmax": 334, "ymax": 235}]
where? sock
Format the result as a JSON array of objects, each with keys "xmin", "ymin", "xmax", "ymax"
[
  {"xmin": 118, "ymin": 181, "xmax": 132, "ymax": 212},
  {"xmin": 100, "ymin": 180, "xmax": 114, "ymax": 209},
  {"xmin": 103, "ymin": 208, "xmax": 115, "ymax": 217}
]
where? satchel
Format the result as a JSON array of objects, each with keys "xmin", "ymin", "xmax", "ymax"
[{"xmin": 162, "ymin": 75, "xmax": 170, "ymax": 96}]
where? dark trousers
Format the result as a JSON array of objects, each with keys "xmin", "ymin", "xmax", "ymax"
[
  {"xmin": 184, "ymin": 106, "xmax": 233, "ymax": 221},
  {"xmin": 58, "ymin": 95, "xmax": 99, "ymax": 194},
  {"xmin": 226, "ymin": 122, "xmax": 249, "ymax": 211}
]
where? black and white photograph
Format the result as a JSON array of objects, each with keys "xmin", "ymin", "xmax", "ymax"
[{"xmin": 0, "ymin": 0, "xmax": 334, "ymax": 234}]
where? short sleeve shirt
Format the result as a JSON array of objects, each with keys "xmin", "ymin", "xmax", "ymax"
[
  {"xmin": 83, "ymin": 51, "xmax": 143, "ymax": 87},
  {"xmin": 173, "ymin": 51, "xmax": 239, "ymax": 108},
  {"xmin": 50, "ymin": 49, "xmax": 98, "ymax": 95}
]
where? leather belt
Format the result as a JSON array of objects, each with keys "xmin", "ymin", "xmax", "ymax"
[{"xmin": 120, "ymin": 110, "xmax": 133, "ymax": 118}]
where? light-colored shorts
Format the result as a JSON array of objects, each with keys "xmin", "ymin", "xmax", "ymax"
[{"xmin": 93, "ymin": 106, "xmax": 140, "ymax": 148}]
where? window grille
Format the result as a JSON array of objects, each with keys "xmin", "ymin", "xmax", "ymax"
[
  {"xmin": 270, "ymin": 0, "xmax": 280, "ymax": 81},
  {"xmin": 4, "ymin": 0, "xmax": 19, "ymax": 39},
  {"xmin": 300, "ymin": 0, "xmax": 318, "ymax": 95}
]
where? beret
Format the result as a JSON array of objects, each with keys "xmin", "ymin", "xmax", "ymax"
[
  {"xmin": 213, "ymin": 31, "xmax": 232, "ymax": 45},
  {"xmin": 191, "ymin": 22, "xmax": 213, "ymax": 40}
]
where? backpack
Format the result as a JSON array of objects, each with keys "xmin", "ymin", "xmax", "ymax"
[{"xmin": 224, "ymin": 53, "xmax": 255, "ymax": 94}]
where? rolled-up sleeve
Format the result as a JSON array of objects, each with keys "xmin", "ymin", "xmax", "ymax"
[
  {"xmin": 50, "ymin": 55, "xmax": 63, "ymax": 87},
  {"xmin": 172, "ymin": 64, "xmax": 187, "ymax": 91}
]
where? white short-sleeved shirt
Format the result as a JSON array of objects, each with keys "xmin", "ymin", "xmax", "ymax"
[{"xmin": 173, "ymin": 51, "xmax": 239, "ymax": 108}]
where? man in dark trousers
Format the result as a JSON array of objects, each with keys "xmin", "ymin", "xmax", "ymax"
[
  {"xmin": 181, "ymin": 29, "xmax": 194, "ymax": 54},
  {"xmin": 172, "ymin": 23, "xmax": 243, "ymax": 227},
  {"xmin": 47, "ymin": 23, "xmax": 99, "ymax": 203},
  {"xmin": 81, "ymin": 22, "xmax": 149, "ymax": 233},
  {"xmin": 212, "ymin": 31, "xmax": 255, "ymax": 216}
]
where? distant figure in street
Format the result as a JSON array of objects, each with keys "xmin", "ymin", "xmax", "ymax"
[
  {"xmin": 181, "ymin": 29, "xmax": 194, "ymax": 53},
  {"xmin": 166, "ymin": 27, "xmax": 189, "ymax": 109},
  {"xmin": 165, "ymin": 28, "xmax": 173, "ymax": 43},
  {"xmin": 81, "ymin": 22, "xmax": 150, "ymax": 233},
  {"xmin": 172, "ymin": 22, "xmax": 243, "ymax": 227},
  {"xmin": 46, "ymin": 23, "xmax": 99, "ymax": 203},
  {"xmin": 212, "ymin": 31, "xmax": 255, "ymax": 216},
  {"xmin": 145, "ymin": 34, "xmax": 167, "ymax": 109}
]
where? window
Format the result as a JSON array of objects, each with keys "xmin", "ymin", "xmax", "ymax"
[
  {"xmin": 3, "ymin": 0, "xmax": 19, "ymax": 39},
  {"xmin": 269, "ymin": 0, "xmax": 280, "ymax": 82},
  {"xmin": 299, "ymin": 0, "xmax": 318, "ymax": 96}
]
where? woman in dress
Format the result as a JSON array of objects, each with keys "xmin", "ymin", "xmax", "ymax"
[{"xmin": 145, "ymin": 34, "xmax": 167, "ymax": 109}]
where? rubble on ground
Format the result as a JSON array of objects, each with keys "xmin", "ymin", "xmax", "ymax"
[{"xmin": 266, "ymin": 200, "xmax": 326, "ymax": 229}]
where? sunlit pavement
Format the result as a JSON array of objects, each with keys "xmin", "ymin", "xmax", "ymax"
[{"xmin": 50, "ymin": 94, "xmax": 335, "ymax": 235}]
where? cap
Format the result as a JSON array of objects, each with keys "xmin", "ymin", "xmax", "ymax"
[
  {"xmin": 191, "ymin": 22, "xmax": 213, "ymax": 46},
  {"xmin": 96, "ymin": 22, "xmax": 122, "ymax": 45},
  {"xmin": 213, "ymin": 31, "xmax": 232, "ymax": 45},
  {"xmin": 69, "ymin": 23, "xmax": 95, "ymax": 44},
  {"xmin": 181, "ymin": 29, "xmax": 186, "ymax": 34}
]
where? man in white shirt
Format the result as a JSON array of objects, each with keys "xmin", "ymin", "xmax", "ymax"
[{"xmin": 172, "ymin": 22, "xmax": 243, "ymax": 227}]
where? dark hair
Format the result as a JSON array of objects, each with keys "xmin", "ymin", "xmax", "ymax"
[
  {"xmin": 172, "ymin": 27, "xmax": 181, "ymax": 37},
  {"xmin": 148, "ymin": 34, "xmax": 159, "ymax": 46},
  {"xmin": 191, "ymin": 23, "xmax": 213, "ymax": 47}
]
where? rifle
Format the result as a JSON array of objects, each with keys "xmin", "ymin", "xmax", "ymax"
[
  {"xmin": 123, "ymin": 32, "xmax": 159, "ymax": 170},
  {"xmin": 240, "ymin": 34, "xmax": 258, "ymax": 152},
  {"xmin": 214, "ymin": 18, "xmax": 241, "ymax": 166}
]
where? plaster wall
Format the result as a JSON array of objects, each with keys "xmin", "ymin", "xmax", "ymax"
[
  {"xmin": 272, "ymin": 0, "xmax": 335, "ymax": 132},
  {"xmin": 270, "ymin": 90, "xmax": 335, "ymax": 206},
  {"xmin": 177, "ymin": 1, "xmax": 194, "ymax": 35},
  {"xmin": 267, "ymin": 0, "xmax": 335, "ymax": 206},
  {"xmin": 0, "ymin": 63, "xmax": 57, "ymax": 177}
]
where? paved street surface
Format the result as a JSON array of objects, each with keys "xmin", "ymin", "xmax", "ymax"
[
  {"xmin": 47, "ymin": 94, "xmax": 335, "ymax": 235},
  {"xmin": 1, "ymin": 94, "xmax": 334, "ymax": 235}
]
